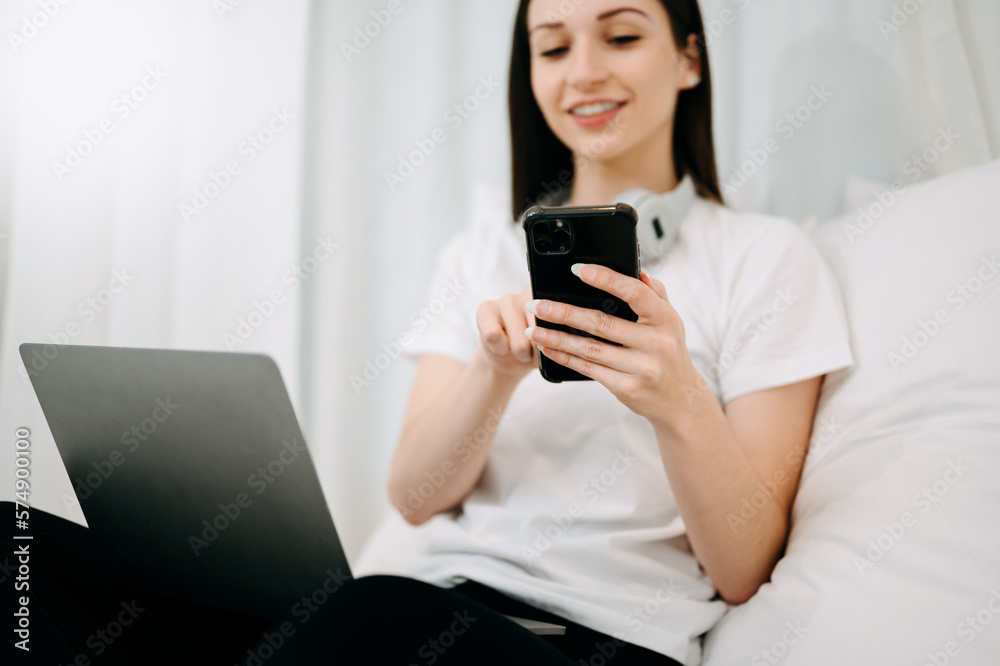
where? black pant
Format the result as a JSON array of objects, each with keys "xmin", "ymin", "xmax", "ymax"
[{"xmin": 3, "ymin": 504, "xmax": 682, "ymax": 666}]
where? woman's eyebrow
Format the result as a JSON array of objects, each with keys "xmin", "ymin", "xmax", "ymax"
[
  {"xmin": 528, "ymin": 7, "xmax": 651, "ymax": 35},
  {"xmin": 597, "ymin": 7, "xmax": 651, "ymax": 22}
]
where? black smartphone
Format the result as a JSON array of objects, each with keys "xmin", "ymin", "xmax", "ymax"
[{"xmin": 521, "ymin": 203, "xmax": 641, "ymax": 383}]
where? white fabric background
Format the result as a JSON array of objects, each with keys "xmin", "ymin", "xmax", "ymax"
[
  {"xmin": 0, "ymin": 0, "xmax": 313, "ymax": 524},
  {"xmin": 0, "ymin": 0, "xmax": 996, "ymax": 565}
]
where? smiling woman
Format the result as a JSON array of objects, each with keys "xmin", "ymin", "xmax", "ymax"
[
  {"xmin": 510, "ymin": 0, "xmax": 722, "ymax": 214},
  {"xmin": 239, "ymin": 1, "xmax": 850, "ymax": 664}
]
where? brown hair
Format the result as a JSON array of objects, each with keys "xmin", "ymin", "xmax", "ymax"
[{"xmin": 507, "ymin": 0, "xmax": 723, "ymax": 220}]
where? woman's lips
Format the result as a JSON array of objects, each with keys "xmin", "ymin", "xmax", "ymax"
[{"xmin": 569, "ymin": 102, "xmax": 625, "ymax": 128}]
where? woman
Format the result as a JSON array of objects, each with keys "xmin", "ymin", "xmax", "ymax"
[
  {"xmin": 22, "ymin": 2, "xmax": 849, "ymax": 664},
  {"xmin": 367, "ymin": 0, "xmax": 854, "ymax": 664},
  {"xmin": 262, "ymin": 0, "xmax": 850, "ymax": 663}
]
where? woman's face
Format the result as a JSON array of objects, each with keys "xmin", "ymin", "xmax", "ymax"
[{"xmin": 526, "ymin": 0, "xmax": 698, "ymax": 165}]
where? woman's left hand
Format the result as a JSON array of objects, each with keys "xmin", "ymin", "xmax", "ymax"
[{"xmin": 523, "ymin": 263, "xmax": 711, "ymax": 429}]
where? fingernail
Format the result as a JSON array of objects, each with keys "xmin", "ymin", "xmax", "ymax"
[
  {"xmin": 524, "ymin": 326, "xmax": 544, "ymax": 342},
  {"xmin": 571, "ymin": 263, "xmax": 595, "ymax": 280},
  {"xmin": 525, "ymin": 299, "xmax": 550, "ymax": 316}
]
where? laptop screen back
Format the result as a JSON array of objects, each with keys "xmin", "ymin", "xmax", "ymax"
[{"xmin": 19, "ymin": 343, "xmax": 352, "ymax": 620}]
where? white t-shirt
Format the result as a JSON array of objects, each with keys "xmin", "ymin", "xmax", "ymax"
[{"xmin": 398, "ymin": 193, "xmax": 853, "ymax": 665}]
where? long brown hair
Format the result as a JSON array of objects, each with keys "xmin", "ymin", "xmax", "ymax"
[{"xmin": 508, "ymin": 0, "xmax": 723, "ymax": 220}]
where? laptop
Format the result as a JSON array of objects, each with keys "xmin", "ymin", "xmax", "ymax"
[{"xmin": 19, "ymin": 343, "xmax": 565, "ymax": 633}]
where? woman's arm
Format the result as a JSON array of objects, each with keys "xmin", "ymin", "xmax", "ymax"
[
  {"xmin": 649, "ymin": 373, "xmax": 822, "ymax": 604},
  {"xmin": 522, "ymin": 263, "xmax": 825, "ymax": 604},
  {"xmin": 387, "ymin": 346, "xmax": 521, "ymax": 526},
  {"xmin": 388, "ymin": 284, "xmax": 541, "ymax": 525}
]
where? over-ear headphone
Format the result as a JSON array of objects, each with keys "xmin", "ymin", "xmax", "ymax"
[{"xmin": 615, "ymin": 174, "xmax": 696, "ymax": 267}]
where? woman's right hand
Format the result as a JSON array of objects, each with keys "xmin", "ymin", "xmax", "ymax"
[{"xmin": 475, "ymin": 284, "xmax": 541, "ymax": 382}]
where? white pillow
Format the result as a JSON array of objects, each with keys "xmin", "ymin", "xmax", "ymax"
[{"xmin": 702, "ymin": 159, "xmax": 1000, "ymax": 665}]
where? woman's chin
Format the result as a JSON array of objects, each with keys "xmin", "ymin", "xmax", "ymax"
[{"xmin": 570, "ymin": 142, "xmax": 631, "ymax": 168}]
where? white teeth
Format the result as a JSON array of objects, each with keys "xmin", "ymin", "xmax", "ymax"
[{"xmin": 571, "ymin": 101, "xmax": 620, "ymax": 117}]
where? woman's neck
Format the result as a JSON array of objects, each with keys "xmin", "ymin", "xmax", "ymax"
[{"xmin": 565, "ymin": 124, "xmax": 678, "ymax": 206}]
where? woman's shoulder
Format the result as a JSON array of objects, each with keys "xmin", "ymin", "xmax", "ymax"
[
  {"xmin": 434, "ymin": 186, "xmax": 517, "ymax": 248},
  {"xmin": 446, "ymin": 213, "xmax": 524, "ymax": 258},
  {"xmin": 431, "ymin": 199, "xmax": 524, "ymax": 285},
  {"xmin": 688, "ymin": 197, "xmax": 820, "ymax": 260}
]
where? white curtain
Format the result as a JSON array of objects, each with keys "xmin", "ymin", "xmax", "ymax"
[
  {"xmin": 1, "ymin": 0, "xmax": 997, "ymax": 564},
  {"xmin": 700, "ymin": 0, "xmax": 999, "ymax": 220},
  {"xmin": 0, "ymin": 0, "xmax": 312, "ymax": 522},
  {"xmin": 299, "ymin": 1, "xmax": 519, "ymax": 560}
]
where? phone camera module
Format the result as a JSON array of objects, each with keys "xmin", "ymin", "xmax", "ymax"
[{"xmin": 531, "ymin": 218, "xmax": 572, "ymax": 255}]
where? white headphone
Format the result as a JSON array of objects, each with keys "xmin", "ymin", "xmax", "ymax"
[
  {"xmin": 529, "ymin": 174, "xmax": 697, "ymax": 267},
  {"xmin": 614, "ymin": 174, "xmax": 696, "ymax": 267}
]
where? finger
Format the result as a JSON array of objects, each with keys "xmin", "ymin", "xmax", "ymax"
[
  {"xmin": 640, "ymin": 270, "xmax": 670, "ymax": 304},
  {"xmin": 573, "ymin": 263, "xmax": 662, "ymax": 321},
  {"xmin": 652, "ymin": 278, "xmax": 671, "ymax": 307},
  {"xmin": 527, "ymin": 324, "xmax": 647, "ymax": 376},
  {"xmin": 639, "ymin": 270, "xmax": 654, "ymax": 293},
  {"xmin": 476, "ymin": 301, "xmax": 511, "ymax": 357},
  {"xmin": 499, "ymin": 297, "xmax": 533, "ymax": 363},
  {"xmin": 529, "ymin": 296, "xmax": 645, "ymax": 349},
  {"xmin": 520, "ymin": 287, "xmax": 538, "ymax": 344},
  {"xmin": 537, "ymin": 344, "xmax": 620, "ymax": 386},
  {"xmin": 521, "ymin": 296, "xmax": 537, "ymax": 330}
]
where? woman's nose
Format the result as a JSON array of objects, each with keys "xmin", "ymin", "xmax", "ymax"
[{"xmin": 566, "ymin": 38, "xmax": 609, "ymax": 90}]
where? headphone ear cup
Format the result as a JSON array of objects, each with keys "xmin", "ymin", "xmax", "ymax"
[
  {"xmin": 618, "ymin": 176, "xmax": 698, "ymax": 265},
  {"xmin": 616, "ymin": 188, "xmax": 684, "ymax": 265}
]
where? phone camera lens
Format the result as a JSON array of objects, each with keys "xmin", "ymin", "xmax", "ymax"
[
  {"xmin": 552, "ymin": 229, "xmax": 570, "ymax": 245},
  {"xmin": 535, "ymin": 237, "xmax": 553, "ymax": 253}
]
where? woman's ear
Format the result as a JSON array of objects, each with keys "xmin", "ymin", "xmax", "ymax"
[{"xmin": 679, "ymin": 33, "xmax": 703, "ymax": 89}]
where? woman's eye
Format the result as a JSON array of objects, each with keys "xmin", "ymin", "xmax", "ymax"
[
  {"xmin": 541, "ymin": 46, "xmax": 568, "ymax": 57},
  {"xmin": 610, "ymin": 35, "xmax": 639, "ymax": 45}
]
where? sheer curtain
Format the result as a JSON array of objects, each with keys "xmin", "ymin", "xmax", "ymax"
[
  {"xmin": 298, "ymin": 1, "xmax": 519, "ymax": 560},
  {"xmin": 1, "ymin": 0, "xmax": 996, "ymax": 564},
  {"xmin": 700, "ymin": 0, "xmax": 998, "ymax": 220},
  {"xmin": 0, "ymin": 0, "xmax": 312, "ymax": 523}
]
